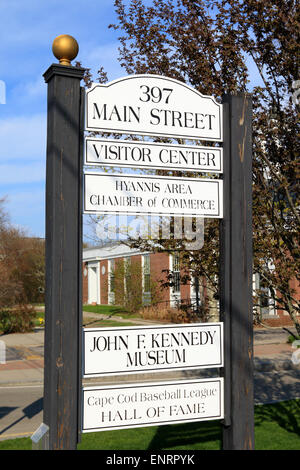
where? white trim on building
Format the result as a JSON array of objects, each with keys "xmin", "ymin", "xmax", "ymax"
[
  {"xmin": 87, "ymin": 261, "xmax": 100, "ymax": 304},
  {"xmin": 83, "ymin": 243, "xmax": 158, "ymax": 305}
]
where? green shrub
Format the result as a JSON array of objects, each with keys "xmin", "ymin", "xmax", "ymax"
[
  {"xmin": 138, "ymin": 304, "xmax": 199, "ymax": 323},
  {"xmin": 287, "ymin": 335, "xmax": 300, "ymax": 344},
  {"xmin": 110, "ymin": 258, "xmax": 143, "ymax": 313},
  {"xmin": 0, "ymin": 304, "xmax": 36, "ymax": 334}
]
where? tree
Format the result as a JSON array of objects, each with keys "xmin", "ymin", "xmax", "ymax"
[
  {"xmin": 0, "ymin": 198, "xmax": 45, "ymax": 308},
  {"xmin": 0, "ymin": 199, "xmax": 23, "ymax": 309},
  {"xmin": 87, "ymin": 0, "xmax": 300, "ymax": 333},
  {"xmin": 110, "ymin": 256, "xmax": 143, "ymax": 312},
  {"xmin": 13, "ymin": 236, "xmax": 45, "ymax": 304}
]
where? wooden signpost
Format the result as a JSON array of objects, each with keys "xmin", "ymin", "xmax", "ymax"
[{"xmin": 43, "ymin": 35, "xmax": 254, "ymax": 450}]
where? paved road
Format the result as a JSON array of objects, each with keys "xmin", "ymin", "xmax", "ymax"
[
  {"xmin": 1, "ymin": 368, "xmax": 299, "ymax": 443},
  {"xmin": 0, "ymin": 385, "xmax": 43, "ymax": 441},
  {"xmin": 254, "ymin": 326, "xmax": 298, "ymax": 344},
  {"xmin": 0, "ymin": 325, "xmax": 299, "ymax": 443}
]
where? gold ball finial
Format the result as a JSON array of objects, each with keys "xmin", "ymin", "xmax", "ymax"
[{"xmin": 52, "ymin": 34, "xmax": 79, "ymax": 66}]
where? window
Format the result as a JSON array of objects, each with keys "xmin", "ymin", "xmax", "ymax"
[
  {"xmin": 143, "ymin": 255, "xmax": 151, "ymax": 294},
  {"xmin": 124, "ymin": 257, "xmax": 131, "ymax": 294},
  {"xmin": 172, "ymin": 253, "xmax": 180, "ymax": 293},
  {"xmin": 191, "ymin": 276, "xmax": 201, "ymax": 307},
  {"xmin": 253, "ymin": 272, "xmax": 276, "ymax": 317},
  {"xmin": 259, "ymin": 278, "xmax": 275, "ymax": 316},
  {"xmin": 109, "ymin": 259, "xmax": 115, "ymax": 293}
]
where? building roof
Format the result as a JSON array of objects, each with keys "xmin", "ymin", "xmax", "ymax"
[{"xmin": 83, "ymin": 242, "xmax": 150, "ymax": 261}]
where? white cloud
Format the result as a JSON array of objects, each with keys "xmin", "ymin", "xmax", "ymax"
[
  {"xmin": 4, "ymin": 188, "xmax": 45, "ymax": 237},
  {"xmin": 6, "ymin": 76, "xmax": 47, "ymax": 114},
  {"xmin": 85, "ymin": 43, "xmax": 120, "ymax": 63},
  {"xmin": 81, "ymin": 42, "xmax": 124, "ymax": 81},
  {"xmin": 0, "ymin": 113, "xmax": 46, "ymax": 162},
  {"xmin": 17, "ymin": 76, "xmax": 45, "ymax": 99},
  {"xmin": 0, "ymin": 1, "xmax": 121, "ymax": 82},
  {"xmin": 0, "ymin": 162, "xmax": 45, "ymax": 184}
]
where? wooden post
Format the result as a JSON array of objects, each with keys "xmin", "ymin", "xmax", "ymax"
[
  {"xmin": 43, "ymin": 62, "xmax": 85, "ymax": 449},
  {"xmin": 220, "ymin": 93, "xmax": 255, "ymax": 449}
]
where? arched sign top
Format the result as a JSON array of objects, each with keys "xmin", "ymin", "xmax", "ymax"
[{"xmin": 85, "ymin": 74, "xmax": 223, "ymax": 142}]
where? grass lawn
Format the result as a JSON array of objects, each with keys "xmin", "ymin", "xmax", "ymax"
[
  {"xmin": 83, "ymin": 319, "xmax": 138, "ymax": 328},
  {"xmin": 33, "ymin": 305, "xmax": 139, "ymax": 330},
  {"xmin": 33, "ymin": 304, "xmax": 137, "ymax": 318},
  {"xmin": 0, "ymin": 309, "xmax": 138, "ymax": 335},
  {"xmin": 0, "ymin": 399, "xmax": 299, "ymax": 450},
  {"xmin": 83, "ymin": 304, "xmax": 140, "ymax": 319}
]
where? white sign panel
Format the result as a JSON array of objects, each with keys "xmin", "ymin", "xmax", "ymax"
[
  {"xmin": 85, "ymin": 75, "xmax": 223, "ymax": 141},
  {"xmin": 84, "ymin": 172, "xmax": 223, "ymax": 218},
  {"xmin": 83, "ymin": 323, "xmax": 223, "ymax": 377},
  {"xmin": 84, "ymin": 137, "xmax": 223, "ymax": 174},
  {"xmin": 82, "ymin": 378, "xmax": 224, "ymax": 432}
]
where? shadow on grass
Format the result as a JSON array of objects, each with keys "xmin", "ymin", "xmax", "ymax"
[
  {"xmin": 0, "ymin": 400, "xmax": 299, "ymax": 450},
  {"xmin": 255, "ymin": 399, "xmax": 300, "ymax": 437},
  {"xmin": 147, "ymin": 421, "xmax": 222, "ymax": 450},
  {"xmin": 102, "ymin": 306, "xmax": 129, "ymax": 316}
]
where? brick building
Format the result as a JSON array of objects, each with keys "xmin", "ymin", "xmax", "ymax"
[
  {"xmin": 83, "ymin": 243, "xmax": 299, "ymax": 326},
  {"xmin": 83, "ymin": 243, "xmax": 196, "ymax": 310}
]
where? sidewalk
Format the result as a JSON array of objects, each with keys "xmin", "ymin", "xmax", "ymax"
[
  {"xmin": 0, "ymin": 324, "xmax": 299, "ymax": 386},
  {"xmin": 0, "ymin": 329, "xmax": 44, "ymax": 386}
]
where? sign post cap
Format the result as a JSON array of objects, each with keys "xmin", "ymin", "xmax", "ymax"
[{"xmin": 52, "ymin": 34, "xmax": 79, "ymax": 66}]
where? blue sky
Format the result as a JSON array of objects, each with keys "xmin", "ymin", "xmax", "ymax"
[
  {"xmin": 0, "ymin": 0, "xmax": 263, "ymax": 239},
  {"xmin": 0, "ymin": 0, "xmax": 125, "ymax": 237}
]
